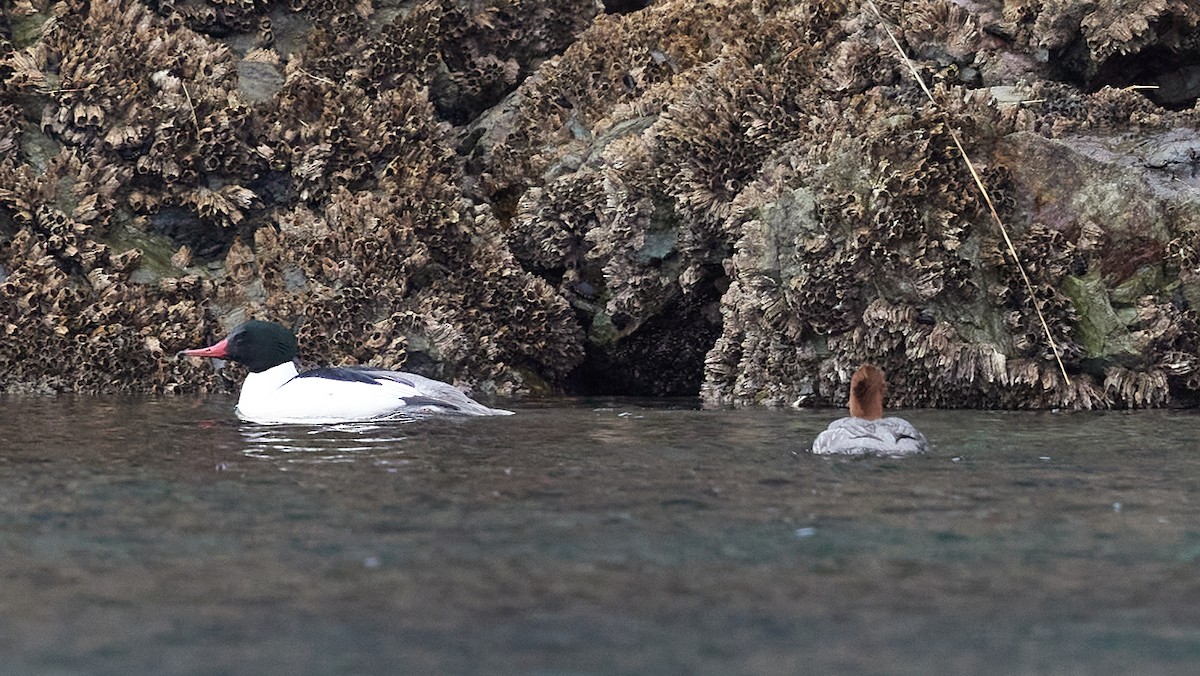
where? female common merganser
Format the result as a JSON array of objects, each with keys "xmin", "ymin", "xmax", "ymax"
[
  {"xmin": 811, "ymin": 364, "xmax": 928, "ymax": 456},
  {"xmin": 181, "ymin": 319, "xmax": 512, "ymax": 424}
]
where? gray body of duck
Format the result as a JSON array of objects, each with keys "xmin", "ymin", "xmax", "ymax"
[{"xmin": 810, "ymin": 364, "xmax": 928, "ymax": 456}]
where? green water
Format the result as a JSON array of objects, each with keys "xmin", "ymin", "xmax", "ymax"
[{"xmin": 2, "ymin": 396, "xmax": 1199, "ymax": 674}]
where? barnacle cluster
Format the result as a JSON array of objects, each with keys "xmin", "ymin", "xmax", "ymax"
[{"xmin": 2, "ymin": 0, "xmax": 1199, "ymax": 408}]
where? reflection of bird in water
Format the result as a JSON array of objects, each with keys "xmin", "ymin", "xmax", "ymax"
[
  {"xmin": 182, "ymin": 320, "xmax": 512, "ymax": 424},
  {"xmin": 811, "ymin": 364, "xmax": 928, "ymax": 456},
  {"xmin": 238, "ymin": 423, "xmax": 414, "ymax": 463}
]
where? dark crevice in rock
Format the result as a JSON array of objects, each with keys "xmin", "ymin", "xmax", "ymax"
[
  {"xmin": 565, "ymin": 281, "xmax": 723, "ymax": 397},
  {"xmin": 245, "ymin": 170, "xmax": 296, "ymax": 211},
  {"xmin": 490, "ymin": 185, "xmax": 524, "ymax": 223},
  {"xmin": 1048, "ymin": 36, "xmax": 1200, "ymax": 111},
  {"xmin": 1168, "ymin": 379, "xmax": 1200, "ymax": 409},
  {"xmin": 1089, "ymin": 46, "xmax": 1200, "ymax": 110},
  {"xmin": 148, "ymin": 207, "xmax": 236, "ymax": 260},
  {"xmin": 603, "ymin": 0, "xmax": 653, "ymax": 14}
]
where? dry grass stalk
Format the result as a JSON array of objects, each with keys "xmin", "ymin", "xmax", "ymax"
[
  {"xmin": 865, "ymin": 0, "xmax": 1072, "ymax": 385},
  {"xmin": 181, "ymin": 81, "xmax": 200, "ymax": 133}
]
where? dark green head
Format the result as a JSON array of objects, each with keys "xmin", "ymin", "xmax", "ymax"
[{"xmin": 181, "ymin": 320, "xmax": 298, "ymax": 373}]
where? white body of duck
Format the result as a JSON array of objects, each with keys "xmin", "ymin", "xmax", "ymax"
[
  {"xmin": 810, "ymin": 364, "xmax": 928, "ymax": 456},
  {"xmin": 235, "ymin": 361, "xmax": 511, "ymax": 424},
  {"xmin": 183, "ymin": 320, "xmax": 511, "ymax": 425}
]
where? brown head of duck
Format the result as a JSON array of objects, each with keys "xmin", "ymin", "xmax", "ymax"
[{"xmin": 849, "ymin": 364, "xmax": 885, "ymax": 421}]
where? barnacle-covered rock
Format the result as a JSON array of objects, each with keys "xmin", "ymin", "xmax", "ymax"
[
  {"xmin": 477, "ymin": 0, "xmax": 1200, "ymax": 408},
  {"xmin": 0, "ymin": 0, "xmax": 594, "ymax": 395},
  {"xmin": 2, "ymin": 0, "xmax": 1199, "ymax": 409}
]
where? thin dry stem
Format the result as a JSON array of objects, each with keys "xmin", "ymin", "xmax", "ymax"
[
  {"xmin": 38, "ymin": 86, "xmax": 97, "ymax": 94},
  {"xmin": 181, "ymin": 82, "xmax": 200, "ymax": 133},
  {"xmin": 865, "ymin": 0, "xmax": 1072, "ymax": 386},
  {"xmin": 298, "ymin": 69, "xmax": 338, "ymax": 86}
]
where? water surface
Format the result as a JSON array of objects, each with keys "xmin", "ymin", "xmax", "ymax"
[{"xmin": 2, "ymin": 396, "xmax": 1200, "ymax": 674}]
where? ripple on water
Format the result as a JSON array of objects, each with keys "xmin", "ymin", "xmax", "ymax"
[{"xmin": 238, "ymin": 422, "xmax": 416, "ymax": 463}]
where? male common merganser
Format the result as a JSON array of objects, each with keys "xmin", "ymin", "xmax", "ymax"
[
  {"xmin": 181, "ymin": 319, "xmax": 512, "ymax": 424},
  {"xmin": 811, "ymin": 364, "xmax": 928, "ymax": 456}
]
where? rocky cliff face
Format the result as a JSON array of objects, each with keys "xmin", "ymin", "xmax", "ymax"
[{"xmin": 2, "ymin": 0, "xmax": 1199, "ymax": 408}]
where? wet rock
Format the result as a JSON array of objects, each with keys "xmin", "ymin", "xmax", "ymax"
[
  {"xmin": 236, "ymin": 57, "xmax": 284, "ymax": 104},
  {"xmin": 1061, "ymin": 270, "xmax": 1138, "ymax": 368}
]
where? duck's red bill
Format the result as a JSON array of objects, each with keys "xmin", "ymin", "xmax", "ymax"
[{"xmin": 181, "ymin": 338, "xmax": 230, "ymax": 359}]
